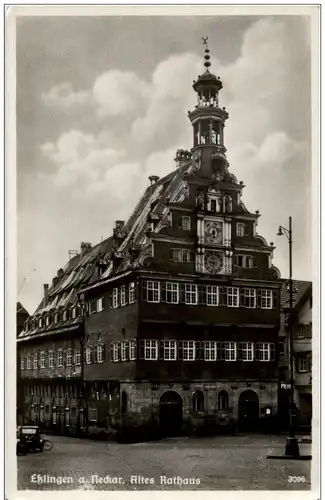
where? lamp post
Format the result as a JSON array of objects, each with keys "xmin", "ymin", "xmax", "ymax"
[{"xmin": 277, "ymin": 216, "xmax": 300, "ymax": 456}]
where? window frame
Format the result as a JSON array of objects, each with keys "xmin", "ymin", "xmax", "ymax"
[
  {"xmin": 85, "ymin": 346, "xmax": 92, "ymax": 365},
  {"xmin": 185, "ymin": 284, "xmax": 198, "ymax": 305},
  {"xmin": 243, "ymin": 288, "xmax": 256, "ymax": 308},
  {"xmin": 129, "ymin": 339, "xmax": 137, "ymax": 360},
  {"xmin": 144, "ymin": 339, "xmax": 158, "ymax": 360},
  {"xmin": 129, "ymin": 282, "xmax": 136, "ymax": 303},
  {"xmin": 40, "ymin": 351, "xmax": 46, "ymax": 369},
  {"xmin": 66, "ymin": 348, "xmax": 73, "ymax": 367},
  {"xmin": 166, "ymin": 282, "xmax": 179, "ymax": 304},
  {"xmin": 163, "ymin": 340, "xmax": 177, "ymax": 361},
  {"xmin": 181, "ymin": 216, "xmax": 191, "ymax": 231},
  {"xmin": 120, "ymin": 285, "xmax": 127, "ymax": 306},
  {"xmin": 241, "ymin": 342, "xmax": 254, "ymax": 361},
  {"xmin": 57, "ymin": 349, "xmax": 63, "ymax": 367},
  {"xmin": 182, "ymin": 340, "xmax": 196, "ymax": 361},
  {"xmin": 224, "ymin": 342, "xmax": 237, "ymax": 361},
  {"xmin": 261, "ymin": 290, "xmax": 272, "ymax": 309},
  {"xmin": 121, "ymin": 341, "xmax": 128, "ymax": 361},
  {"xmin": 227, "ymin": 287, "xmax": 239, "ymax": 307},
  {"xmin": 204, "ymin": 341, "xmax": 217, "ymax": 361},
  {"xmin": 113, "ymin": 288, "xmax": 119, "ymax": 308},
  {"xmin": 74, "ymin": 349, "xmax": 81, "ymax": 366},
  {"xmin": 33, "ymin": 354, "xmax": 38, "ymax": 370},
  {"xmin": 48, "ymin": 350, "xmax": 54, "ymax": 368},
  {"xmin": 206, "ymin": 285, "xmax": 219, "ymax": 306},
  {"xmin": 146, "ymin": 281, "xmax": 160, "ymax": 303}
]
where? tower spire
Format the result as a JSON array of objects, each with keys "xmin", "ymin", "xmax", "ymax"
[{"xmin": 201, "ymin": 36, "xmax": 211, "ymax": 70}]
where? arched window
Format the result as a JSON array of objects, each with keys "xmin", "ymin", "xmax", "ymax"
[
  {"xmin": 218, "ymin": 390, "xmax": 229, "ymax": 411},
  {"xmin": 121, "ymin": 391, "xmax": 127, "ymax": 415},
  {"xmin": 192, "ymin": 391, "xmax": 204, "ymax": 412}
]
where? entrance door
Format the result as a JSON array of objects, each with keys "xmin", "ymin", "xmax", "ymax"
[
  {"xmin": 238, "ymin": 390, "xmax": 259, "ymax": 432},
  {"xmin": 159, "ymin": 391, "xmax": 183, "ymax": 437}
]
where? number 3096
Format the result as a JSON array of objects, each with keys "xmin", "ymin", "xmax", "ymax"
[{"xmin": 288, "ymin": 476, "xmax": 306, "ymax": 483}]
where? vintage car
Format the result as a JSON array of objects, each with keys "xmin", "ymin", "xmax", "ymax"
[{"xmin": 16, "ymin": 425, "xmax": 45, "ymax": 455}]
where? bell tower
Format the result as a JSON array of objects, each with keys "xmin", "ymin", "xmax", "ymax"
[{"xmin": 188, "ymin": 37, "xmax": 229, "ymax": 178}]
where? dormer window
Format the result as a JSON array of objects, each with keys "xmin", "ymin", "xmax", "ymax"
[
  {"xmin": 38, "ymin": 317, "xmax": 43, "ymax": 328},
  {"xmin": 177, "ymin": 216, "xmax": 191, "ymax": 231},
  {"xmin": 45, "ymin": 316, "xmax": 51, "ymax": 327},
  {"xmin": 71, "ymin": 307, "xmax": 77, "ymax": 319},
  {"xmin": 25, "ymin": 321, "xmax": 30, "ymax": 332},
  {"xmin": 54, "ymin": 313, "xmax": 59, "ymax": 324},
  {"xmin": 62, "ymin": 310, "xmax": 68, "ymax": 321}
]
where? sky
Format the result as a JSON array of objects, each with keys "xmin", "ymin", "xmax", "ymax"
[{"xmin": 16, "ymin": 14, "xmax": 312, "ymax": 314}]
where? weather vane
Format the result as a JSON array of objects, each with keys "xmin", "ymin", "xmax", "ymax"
[{"xmin": 202, "ymin": 36, "xmax": 209, "ymax": 49}]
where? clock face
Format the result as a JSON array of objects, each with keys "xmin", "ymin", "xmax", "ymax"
[
  {"xmin": 205, "ymin": 252, "xmax": 223, "ymax": 274},
  {"xmin": 204, "ymin": 221, "xmax": 223, "ymax": 244}
]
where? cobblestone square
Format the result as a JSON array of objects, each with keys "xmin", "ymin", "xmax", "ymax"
[{"xmin": 17, "ymin": 434, "xmax": 312, "ymax": 491}]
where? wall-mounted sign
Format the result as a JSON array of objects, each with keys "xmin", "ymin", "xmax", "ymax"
[{"xmin": 280, "ymin": 382, "xmax": 291, "ymax": 390}]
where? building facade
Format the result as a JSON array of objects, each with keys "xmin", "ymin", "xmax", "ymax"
[
  {"xmin": 18, "ymin": 44, "xmax": 283, "ymax": 438},
  {"xmin": 278, "ymin": 280, "xmax": 312, "ymax": 430}
]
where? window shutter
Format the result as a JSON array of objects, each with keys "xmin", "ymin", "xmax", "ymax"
[
  {"xmin": 216, "ymin": 342, "xmax": 223, "ymax": 361},
  {"xmin": 219, "ymin": 287, "xmax": 226, "ymax": 306},
  {"xmin": 117, "ymin": 342, "xmax": 121, "ymax": 362},
  {"xmin": 272, "ymin": 291, "xmax": 277, "ymax": 309},
  {"xmin": 244, "ymin": 224, "xmax": 249, "ymax": 236},
  {"xmin": 307, "ymin": 355, "xmax": 312, "ymax": 371},
  {"xmin": 252, "ymin": 257, "xmax": 257, "ymax": 268},
  {"xmin": 237, "ymin": 343, "xmax": 243, "ymax": 361},
  {"xmin": 257, "ymin": 289, "xmax": 262, "ymax": 308},
  {"xmin": 94, "ymin": 346, "xmax": 98, "ymax": 363},
  {"xmin": 239, "ymin": 289, "xmax": 245, "ymax": 307},
  {"xmin": 101, "ymin": 345, "xmax": 106, "ymax": 362},
  {"xmin": 198, "ymin": 285, "xmax": 206, "ymax": 305},
  {"xmin": 270, "ymin": 344, "xmax": 275, "ymax": 361},
  {"xmin": 177, "ymin": 216, "xmax": 183, "ymax": 228},
  {"xmin": 141, "ymin": 281, "xmax": 147, "ymax": 301},
  {"xmin": 159, "ymin": 341, "xmax": 164, "ymax": 360},
  {"xmin": 161, "ymin": 282, "xmax": 166, "ymax": 303},
  {"xmin": 255, "ymin": 343, "xmax": 261, "ymax": 361},
  {"xmin": 180, "ymin": 283, "xmax": 185, "ymax": 303},
  {"xmin": 139, "ymin": 340, "xmax": 145, "ymax": 360},
  {"xmin": 233, "ymin": 255, "xmax": 238, "ymax": 266},
  {"xmin": 178, "ymin": 341, "xmax": 183, "ymax": 360},
  {"xmin": 169, "ymin": 249, "xmax": 174, "ymax": 260}
]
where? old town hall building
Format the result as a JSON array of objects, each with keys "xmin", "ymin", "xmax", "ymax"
[{"xmin": 17, "ymin": 43, "xmax": 282, "ymax": 438}]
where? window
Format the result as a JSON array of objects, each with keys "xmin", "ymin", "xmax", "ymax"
[
  {"xmin": 163, "ymin": 340, "xmax": 177, "ymax": 360},
  {"xmin": 40, "ymin": 351, "xmax": 46, "ymax": 369},
  {"xmin": 227, "ymin": 287, "xmax": 239, "ymax": 307},
  {"xmin": 97, "ymin": 298, "xmax": 103, "ymax": 312},
  {"xmin": 89, "ymin": 408, "xmax": 98, "ymax": 422},
  {"xmin": 182, "ymin": 249, "xmax": 192, "ymax": 263},
  {"xmin": 64, "ymin": 408, "xmax": 70, "ymax": 426},
  {"xmin": 243, "ymin": 288, "xmax": 256, "ymax": 308},
  {"xmin": 113, "ymin": 288, "xmax": 119, "ymax": 308},
  {"xmin": 57, "ymin": 350, "xmax": 63, "ymax": 367},
  {"xmin": 299, "ymin": 357, "xmax": 307, "ymax": 372},
  {"xmin": 129, "ymin": 340, "xmax": 137, "ymax": 360},
  {"xmin": 52, "ymin": 409, "xmax": 57, "ymax": 425},
  {"xmin": 89, "ymin": 300, "xmax": 97, "ymax": 314},
  {"xmin": 218, "ymin": 391, "xmax": 229, "ymax": 411},
  {"xmin": 256, "ymin": 343, "xmax": 275, "ymax": 361},
  {"xmin": 38, "ymin": 318, "xmax": 43, "ymax": 328},
  {"xmin": 193, "ymin": 391, "xmax": 204, "ymax": 412},
  {"xmin": 20, "ymin": 356, "xmax": 25, "ymax": 370},
  {"xmin": 295, "ymin": 324, "xmax": 309, "ymax": 338},
  {"xmin": 121, "ymin": 341, "xmax": 128, "ymax": 361},
  {"xmin": 236, "ymin": 223, "xmax": 248, "ymax": 237},
  {"xmin": 144, "ymin": 340, "xmax": 158, "ymax": 360},
  {"xmin": 121, "ymin": 285, "xmax": 126, "ymax": 306},
  {"xmin": 171, "ymin": 248, "xmax": 182, "ymax": 262},
  {"xmin": 178, "ymin": 216, "xmax": 191, "ymax": 231},
  {"xmin": 210, "ymin": 198, "xmax": 217, "ymax": 212},
  {"xmin": 207, "ymin": 285, "xmax": 219, "ymax": 306},
  {"xmin": 27, "ymin": 356, "xmax": 31, "ymax": 370},
  {"xmin": 129, "ymin": 282, "xmax": 136, "ymax": 303},
  {"xmin": 224, "ymin": 342, "xmax": 236, "ymax": 361},
  {"xmin": 33, "ymin": 354, "xmax": 38, "ymax": 370},
  {"xmin": 75, "ymin": 349, "xmax": 81, "ymax": 366},
  {"xmin": 239, "ymin": 342, "xmax": 254, "ymax": 361},
  {"xmin": 54, "ymin": 313, "xmax": 59, "ymax": 324},
  {"xmin": 85, "ymin": 346, "xmax": 91, "ymax": 365},
  {"xmin": 45, "ymin": 316, "xmax": 50, "ymax": 327},
  {"xmin": 48, "ymin": 351, "xmax": 54, "ymax": 368},
  {"xmin": 72, "ymin": 307, "xmax": 77, "ymax": 319},
  {"xmin": 97, "ymin": 344, "xmax": 104, "ymax": 363},
  {"xmin": 166, "ymin": 282, "xmax": 179, "ymax": 304},
  {"xmin": 112, "ymin": 341, "xmax": 120, "ymax": 362},
  {"xmin": 261, "ymin": 290, "xmax": 272, "ymax": 309},
  {"xmin": 66, "ymin": 348, "xmax": 72, "ymax": 366},
  {"xmin": 204, "ymin": 341, "xmax": 217, "ymax": 361},
  {"xmin": 182, "ymin": 341, "xmax": 196, "ymax": 361},
  {"xmin": 185, "ymin": 284, "xmax": 197, "ymax": 305},
  {"xmin": 145, "ymin": 281, "xmax": 160, "ymax": 303}
]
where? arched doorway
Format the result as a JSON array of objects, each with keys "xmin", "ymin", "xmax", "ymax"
[
  {"xmin": 159, "ymin": 391, "xmax": 183, "ymax": 437},
  {"xmin": 238, "ymin": 390, "xmax": 259, "ymax": 432}
]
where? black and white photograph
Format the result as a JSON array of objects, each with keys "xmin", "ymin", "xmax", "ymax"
[{"xmin": 6, "ymin": 5, "xmax": 320, "ymax": 496}]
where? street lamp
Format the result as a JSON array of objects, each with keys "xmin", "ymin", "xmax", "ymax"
[{"xmin": 277, "ymin": 216, "xmax": 300, "ymax": 457}]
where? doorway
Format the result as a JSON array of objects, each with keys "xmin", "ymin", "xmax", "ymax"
[
  {"xmin": 238, "ymin": 390, "xmax": 259, "ymax": 432},
  {"xmin": 159, "ymin": 391, "xmax": 183, "ymax": 437}
]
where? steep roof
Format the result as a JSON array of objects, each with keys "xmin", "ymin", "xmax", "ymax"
[
  {"xmin": 280, "ymin": 279, "xmax": 312, "ymax": 311},
  {"xmin": 17, "ymin": 302, "xmax": 29, "ymax": 316}
]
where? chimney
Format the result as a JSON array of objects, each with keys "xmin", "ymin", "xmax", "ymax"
[
  {"xmin": 174, "ymin": 149, "xmax": 192, "ymax": 168},
  {"xmin": 57, "ymin": 268, "xmax": 64, "ymax": 278},
  {"xmin": 80, "ymin": 242, "xmax": 92, "ymax": 256},
  {"xmin": 149, "ymin": 175, "xmax": 160, "ymax": 186},
  {"xmin": 43, "ymin": 284, "xmax": 49, "ymax": 307},
  {"xmin": 115, "ymin": 221, "xmax": 125, "ymax": 232}
]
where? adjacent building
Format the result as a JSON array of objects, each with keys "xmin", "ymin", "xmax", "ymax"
[
  {"xmin": 17, "ymin": 302, "xmax": 29, "ymax": 425},
  {"xmin": 18, "ymin": 43, "xmax": 283, "ymax": 438}
]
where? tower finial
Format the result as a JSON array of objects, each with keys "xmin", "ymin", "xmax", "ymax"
[{"xmin": 201, "ymin": 36, "xmax": 211, "ymax": 69}]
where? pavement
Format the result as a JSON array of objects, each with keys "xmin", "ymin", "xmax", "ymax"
[{"xmin": 17, "ymin": 434, "xmax": 312, "ymax": 491}]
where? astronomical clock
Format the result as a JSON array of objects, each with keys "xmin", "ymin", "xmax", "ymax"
[{"xmin": 204, "ymin": 251, "xmax": 224, "ymax": 274}]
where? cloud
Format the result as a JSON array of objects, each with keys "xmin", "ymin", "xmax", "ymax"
[{"xmin": 42, "ymin": 82, "xmax": 90, "ymax": 108}]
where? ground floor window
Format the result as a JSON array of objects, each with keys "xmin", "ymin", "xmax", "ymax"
[
  {"xmin": 65, "ymin": 408, "xmax": 70, "ymax": 426},
  {"xmin": 192, "ymin": 390, "xmax": 204, "ymax": 412},
  {"xmin": 218, "ymin": 390, "xmax": 229, "ymax": 410},
  {"xmin": 52, "ymin": 408, "xmax": 57, "ymax": 424},
  {"xmin": 89, "ymin": 408, "xmax": 98, "ymax": 422}
]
